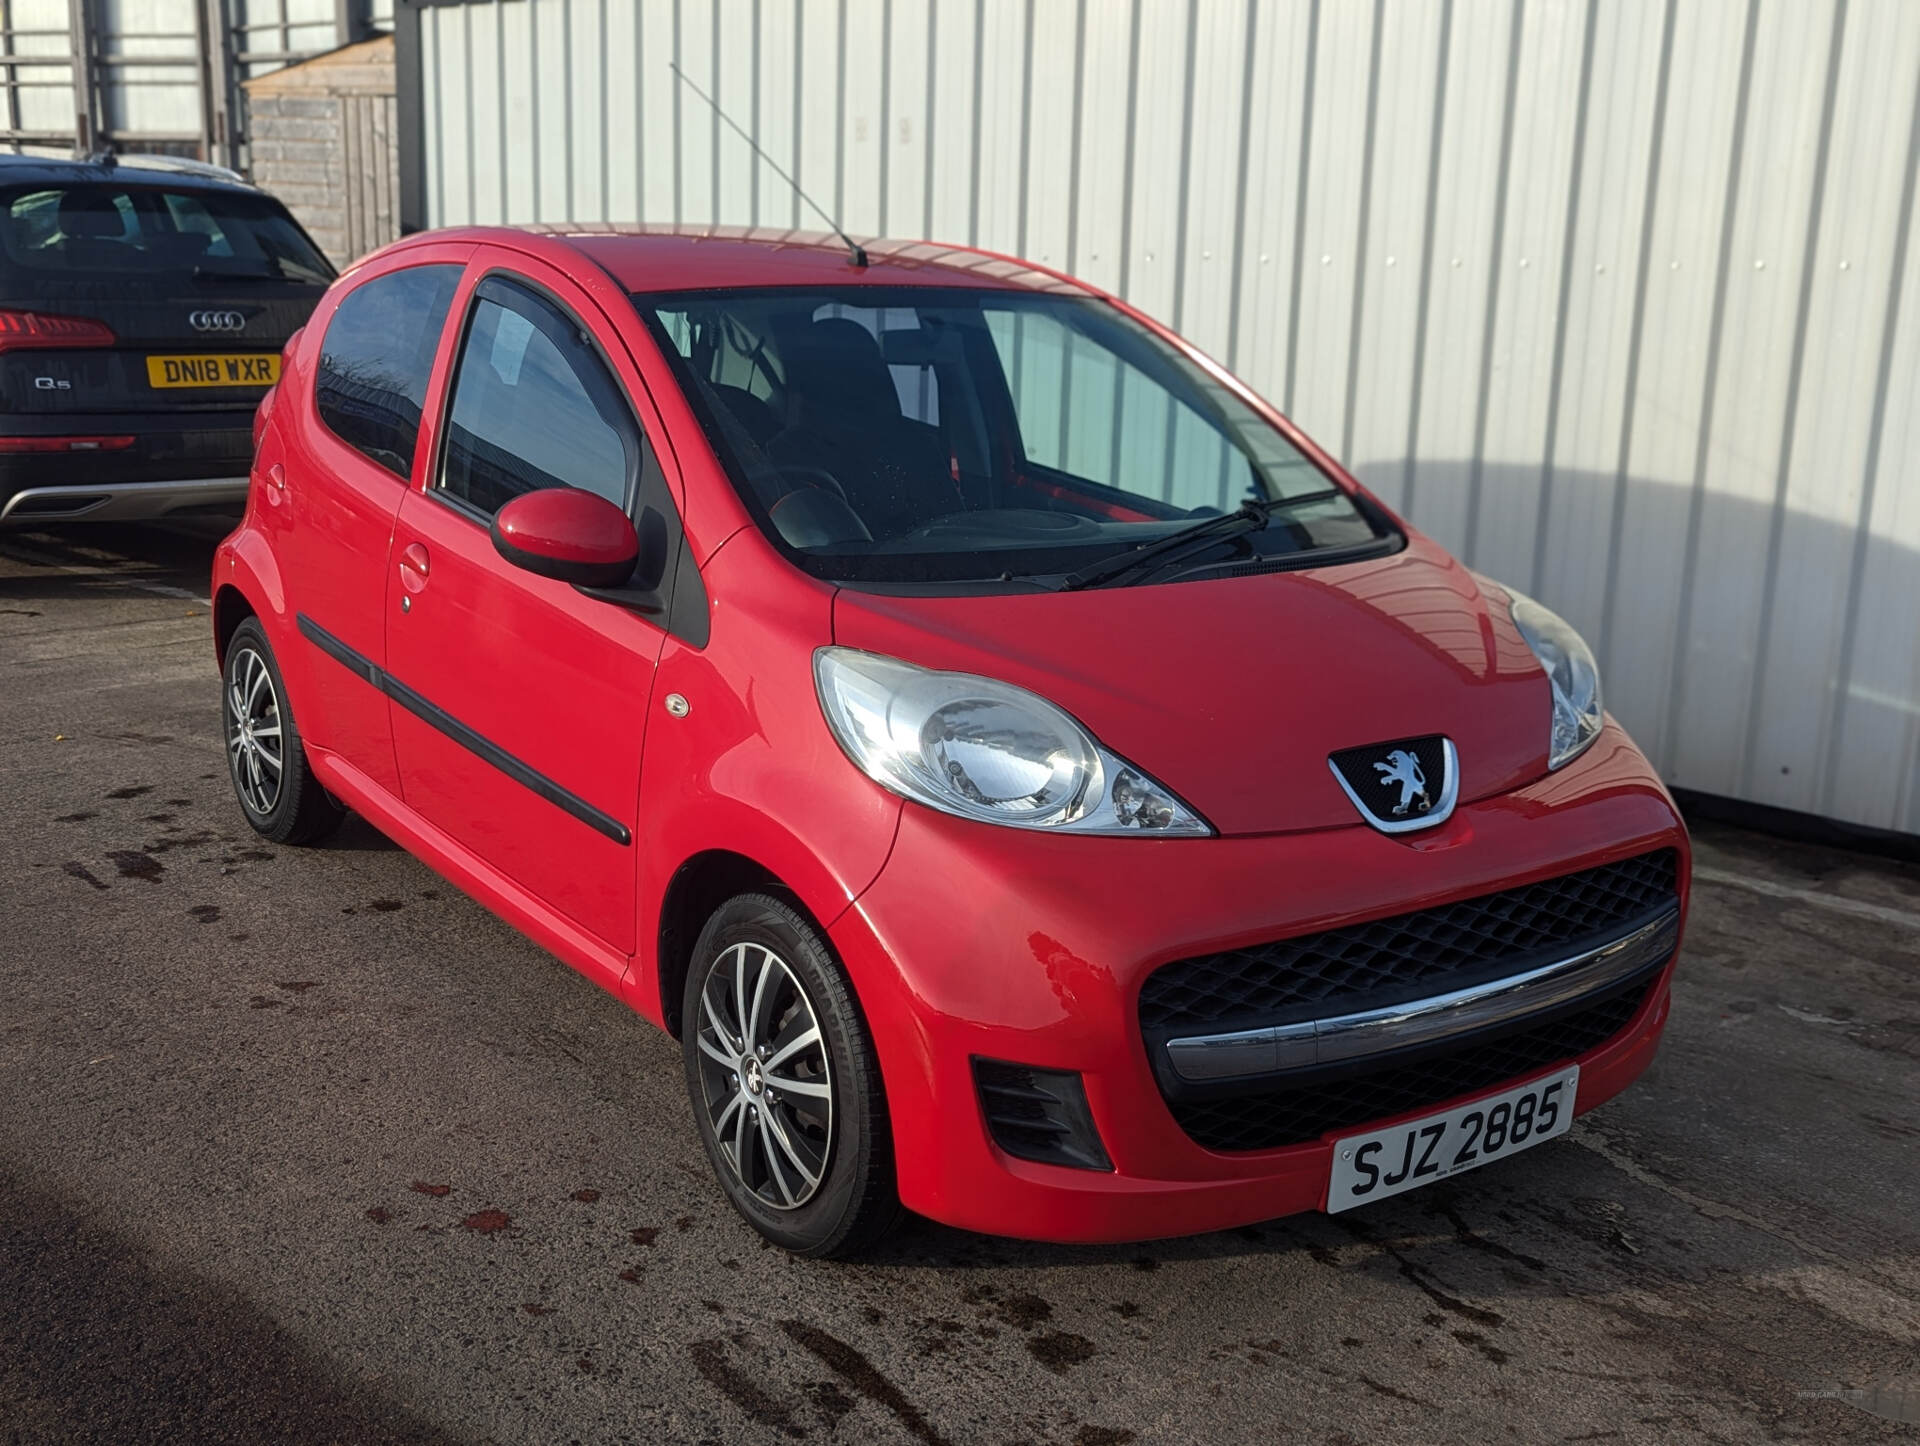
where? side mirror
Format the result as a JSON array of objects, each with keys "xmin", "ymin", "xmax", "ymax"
[{"xmin": 491, "ymin": 488, "xmax": 639, "ymax": 589}]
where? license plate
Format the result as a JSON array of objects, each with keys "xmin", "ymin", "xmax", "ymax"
[
  {"xmin": 146, "ymin": 353, "xmax": 281, "ymax": 389},
  {"xmin": 1326, "ymin": 1065, "xmax": 1578, "ymax": 1212}
]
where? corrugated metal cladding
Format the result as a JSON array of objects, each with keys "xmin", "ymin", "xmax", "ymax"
[{"xmin": 415, "ymin": 0, "xmax": 1920, "ymax": 838}]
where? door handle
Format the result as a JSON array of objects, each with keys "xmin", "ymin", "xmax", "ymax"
[
  {"xmin": 261, "ymin": 463, "xmax": 285, "ymax": 506},
  {"xmin": 398, "ymin": 541, "xmax": 430, "ymax": 595}
]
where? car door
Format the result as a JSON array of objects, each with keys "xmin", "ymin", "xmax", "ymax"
[
  {"xmin": 273, "ymin": 247, "xmax": 466, "ymax": 792},
  {"xmin": 382, "ymin": 262, "xmax": 678, "ymax": 955}
]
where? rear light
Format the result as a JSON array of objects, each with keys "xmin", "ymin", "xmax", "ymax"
[
  {"xmin": 0, "ymin": 309, "xmax": 116, "ymax": 352},
  {"xmin": 0, "ymin": 435, "xmax": 135, "ymax": 453},
  {"xmin": 972, "ymin": 1059, "xmax": 1113, "ymax": 1171}
]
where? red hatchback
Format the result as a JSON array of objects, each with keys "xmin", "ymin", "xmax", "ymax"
[{"xmin": 213, "ymin": 226, "xmax": 1689, "ymax": 1257}]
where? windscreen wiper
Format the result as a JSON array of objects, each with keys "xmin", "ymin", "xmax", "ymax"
[{"xmin": 1057, "ymin": 486, "xmax": 1346, "ymax": 591}]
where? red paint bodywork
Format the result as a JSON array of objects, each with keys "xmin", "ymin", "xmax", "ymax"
[{"xmin": 215, "ymin": 226, "xmax": 1690, "ymax": 1244}]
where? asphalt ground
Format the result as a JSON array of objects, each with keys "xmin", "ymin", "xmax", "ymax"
[{"xmin": 2, "ymin": 520, "xmax": 1917, "ymax": 1446}]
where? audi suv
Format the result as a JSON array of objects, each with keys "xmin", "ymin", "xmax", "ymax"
[
  {"xmin": 213, "ymin": 225, "xmax": 1690, "ymax": 1256},
  {"xmin": 0, "ymin": 153, "xmax": 332, "ymax": 527}
]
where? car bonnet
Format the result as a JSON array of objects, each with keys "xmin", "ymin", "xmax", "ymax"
[{"xmin": 828, "ymin": 533, "xmax": 1553, "ymax": 838}]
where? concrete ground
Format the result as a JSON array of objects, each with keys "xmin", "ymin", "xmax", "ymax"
[{"xmin": 2, "ymin": 520, "xmax": 1916, "ymax": 1446}]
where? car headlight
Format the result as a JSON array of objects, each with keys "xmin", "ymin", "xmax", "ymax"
[
  {"xmin": 1507, "ymin": 590, "xmax": 1603, "ymax": 769},
  {"xmin": 814, "ymin": 647, "xmax": 1212, "ymax": 836}
]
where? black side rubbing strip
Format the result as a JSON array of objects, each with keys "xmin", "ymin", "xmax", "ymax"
[
  {"xmin": 294, "ymin": 613, "xmax": 633, "ymax": 847},
  {"xmin": 298, "ymin": 613, "xmax": 381, "ymax": 689}
]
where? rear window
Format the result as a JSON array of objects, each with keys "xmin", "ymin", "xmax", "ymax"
[
  {"xmin": 0, "ymin": 183, "xmax": 333, "ymax": 283},
  {"xmin": 316, "ymin": 264, "xmax": 463, "ymax": 479}
]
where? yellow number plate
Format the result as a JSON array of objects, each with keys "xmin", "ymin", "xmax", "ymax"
[{"xmin": 146, "ymin": 353, "xmax": 281, "ymax": 389}]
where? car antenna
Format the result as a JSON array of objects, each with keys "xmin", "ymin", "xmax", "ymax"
[{"xmin": 667, "ymin": 61, "xmax": 868, "ymax": 268}]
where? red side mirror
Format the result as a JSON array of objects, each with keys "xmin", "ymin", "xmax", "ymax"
[{"xmin": 490, "ymin": 488, "xmax": 639, "ymax": 589}]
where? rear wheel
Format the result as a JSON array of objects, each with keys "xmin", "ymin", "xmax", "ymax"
[
  {"xmin": 682, "ymin": 893, "xmax": 900, "ymax": 1258},
  {"xmin": 222, "ymin": 618, "xmax": 343, "ymax": 845}
]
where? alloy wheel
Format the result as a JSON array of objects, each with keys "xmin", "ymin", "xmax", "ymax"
[
  {"xmin": 225, "ymin": 646, "xmax": 284, "ymax": 817},
  {"xmin": 693, "ymin": 941, "xmax": 834, "ymax": 1210}
]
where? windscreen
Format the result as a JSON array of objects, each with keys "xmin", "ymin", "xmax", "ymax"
[
  {"xmin": 637, "ymin": 286, "xmax": 1389, "ymax": 587},
  {"xmin": 0, "ymin": 182, "xmax": 333, "ymax": 283}
]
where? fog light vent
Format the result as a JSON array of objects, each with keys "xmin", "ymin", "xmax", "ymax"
[{"xmin": 972, "ymin": 1059, "xmax": 1112, "ymax": 1172}]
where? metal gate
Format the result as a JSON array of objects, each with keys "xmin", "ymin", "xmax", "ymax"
[{"xmin": 0, "ymin": 0, "xmax": 390, "ymax": 167}]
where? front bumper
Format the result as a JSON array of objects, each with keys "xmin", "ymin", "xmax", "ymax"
[{"xmin": 829, "ymin": 721, "xmax": 1689, "ymax": 1243}]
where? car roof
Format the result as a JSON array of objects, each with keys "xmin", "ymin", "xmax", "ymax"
[
  {"xmin": 0, "ymin": 153, "xmax": 261, "ymax": 197},
  {"xmin": 397, "ymin": 223, "xmax": 1100, "ymax": 297}
]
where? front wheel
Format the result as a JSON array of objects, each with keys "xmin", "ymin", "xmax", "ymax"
[{"xmin": 682, "ymin": 894, "xmax": 900, "ymax": 1258}]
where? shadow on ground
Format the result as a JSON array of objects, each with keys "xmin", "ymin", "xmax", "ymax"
[{"xmin": 0, "ymin": 1170, "xmax": 457, "ymax": 1446}]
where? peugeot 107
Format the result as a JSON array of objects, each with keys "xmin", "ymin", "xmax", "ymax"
[{"xmin": 212, "ymin": 226, "xmax": 1689, "ymax": 1257}]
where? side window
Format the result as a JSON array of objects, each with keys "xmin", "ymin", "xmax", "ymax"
[
  {"xmin": 438, "ymin": 279, "xmax": 636, "ymax": 516},
  {"xmin": 316, "ymin": 264, "xmax": 461, "ymax": 478}
]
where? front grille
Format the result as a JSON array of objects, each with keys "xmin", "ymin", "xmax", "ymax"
[
  {"xmin": 1139, "ymin": 849, "xmax": 1678, "ymax": 1032},
  {"xmin": 1169, "ymin": 979, "xmax": 1653, "ymax": 1152}
]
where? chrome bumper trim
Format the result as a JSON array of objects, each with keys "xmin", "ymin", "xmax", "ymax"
[
  {"xmin": 0, "ymin": 476, "xmax": 249, "ymax": 525},
  {"xmin": 1164, "ymin": 906, "xmax": 1680, "ymax": 1083}
]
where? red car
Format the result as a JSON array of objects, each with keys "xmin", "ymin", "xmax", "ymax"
[{"xmin": 212, "ymin": 225, "xmax": 1689, "ymax": 1257}]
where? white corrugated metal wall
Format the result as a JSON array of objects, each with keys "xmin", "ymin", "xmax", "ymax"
[{"xmin": 413, "ymin": 0, "xmax": 1920, "ymax": 838}]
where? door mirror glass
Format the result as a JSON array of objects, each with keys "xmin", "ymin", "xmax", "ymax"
[{"xmin": 490, "ymin": 487, "xmax": 639, "ymax": 589}]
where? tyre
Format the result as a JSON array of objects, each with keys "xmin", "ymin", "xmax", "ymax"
[
  {"xmin": 221, "ymin": 618, "xmax": 344, "ymax": 846},
  {"xmin": 682, "ymin": 893, "xmax": 901, "ymax": 1258}
]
